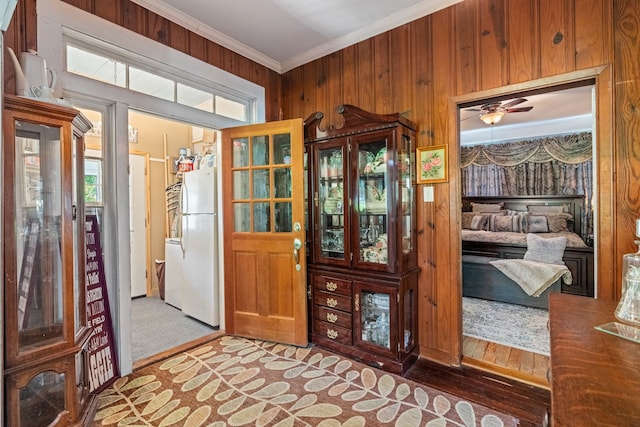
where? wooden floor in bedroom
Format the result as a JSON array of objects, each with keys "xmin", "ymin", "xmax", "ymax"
[{"xmin": 462, "ymin": 336, "xmax": 550, "ymax": 389}]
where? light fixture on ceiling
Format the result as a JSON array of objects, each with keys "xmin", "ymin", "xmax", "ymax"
[{"xmin": 480, "ymin": 111, "xmax": 505, "ymax": 125}]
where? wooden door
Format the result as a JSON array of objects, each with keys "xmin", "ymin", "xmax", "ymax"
[{"xmin": 222, "ymin": 119, "xmax": 307, "ymax": 346}]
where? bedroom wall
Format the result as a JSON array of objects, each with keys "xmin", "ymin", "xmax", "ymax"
[{"xmin": 3, "ymin": 0, "xmax": 639, "ymax": 366}]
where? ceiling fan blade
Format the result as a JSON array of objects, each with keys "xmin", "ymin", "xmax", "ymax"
[
  {"xmin": 465, "ymin": 108, "xmax": 482, "ymax": 112},
  {"xmin": 501, "ymin": 98, "xmax": 528, "ymax": 109},
  {"xmin": 505, "ymin": 106, "xmax": 534, "ymax": 113}
]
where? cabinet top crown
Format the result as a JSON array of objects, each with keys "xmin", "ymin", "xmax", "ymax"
[{"xmin": 304, "ymin": 104, "xmax": 416, "ymax": 142}]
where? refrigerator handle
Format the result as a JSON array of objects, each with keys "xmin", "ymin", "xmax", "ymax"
[{"xmin": 179, "ymin": 181, "xmax": 186, "ymax": 258}]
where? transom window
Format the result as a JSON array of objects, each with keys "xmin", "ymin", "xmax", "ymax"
[{"xmin": 66, "ymin": 43, "xmax": 249, "ymax": 122}]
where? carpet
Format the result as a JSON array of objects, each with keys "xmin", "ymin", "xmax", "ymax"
[
  {"xmin": 93, "ymin": 336, "xmax": 517, "ymax": 426},
  {"xmin": 132, "ymin": 296, "xmax": 215, "ymax": 362},
  {"xmin": 462, "ymin": 297, "xmax": 550, "ymax": 356}
]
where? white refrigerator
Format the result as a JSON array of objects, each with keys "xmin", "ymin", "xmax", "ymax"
[{"xmin": 166, "ymin": 161, "xmax": 219, "ymax": 327}]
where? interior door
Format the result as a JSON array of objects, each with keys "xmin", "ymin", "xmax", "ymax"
[
  {"xmin": 129, "ymin": 153, "xmax": 148, "ymax": 297},
  {"xmin": 222, "ymin": 119, "xmax": 307, "ymax": 346}
]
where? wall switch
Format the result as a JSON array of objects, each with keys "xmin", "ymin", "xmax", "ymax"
[{"xmin": 423, "ymin": 186, "xmax": 434, "ymax": 202}]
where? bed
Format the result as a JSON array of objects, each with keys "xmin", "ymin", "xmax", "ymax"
[{"xmin": 461, "ymin": 195, "xmax": 595, "ymax": 308}]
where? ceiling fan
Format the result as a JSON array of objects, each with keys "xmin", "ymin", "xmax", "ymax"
[{"xmin": 465, "ymin": 98, "xmax": 534, "ymax": 125}]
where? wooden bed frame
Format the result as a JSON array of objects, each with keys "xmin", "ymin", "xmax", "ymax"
[{"xmin": 461, "ymin": 195, "xmax": 595, "ymax": 305}]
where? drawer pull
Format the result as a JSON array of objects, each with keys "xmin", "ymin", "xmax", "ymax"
[
  {"xmin": 327, "ymin": 297, "xmax": 338, "ymax": 308},
  {"xmin": 326, "ymin": 281, "xmax": 338, "ymax": 291},
  {"xmin": 327, "ymin": 329, "xmax": 338, "ymax": 339},
  {"xmin": 326, "ymin": 312, "xmax": 338, "ymax": 323},
  {"xmin": 354, "ymin": 294, "xmax": 360, "ymax": 312}
]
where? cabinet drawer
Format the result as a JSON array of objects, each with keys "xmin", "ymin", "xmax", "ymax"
[
  {"xmin": 314, "ymin": 305, "xmax": 352, "ymax": 329},
  {"xmin": 314, "ymin": 291, "xmax": 352, "ymax": 313},
  {"xmin": 314, "ymin": 275, "xmax": 351, "ymax": 296},
  {"xmin": 314, "ymin": 321, "xmax": 351, "ymax": 346}
]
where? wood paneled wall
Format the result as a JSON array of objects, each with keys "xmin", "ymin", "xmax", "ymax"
[
  {"xmin": 3, "ymin": 0, "xmax": 638, "ymax": 365},
  {"xmin": 281, "ymin": 0, "xmax": 639, "ymax": 364}
]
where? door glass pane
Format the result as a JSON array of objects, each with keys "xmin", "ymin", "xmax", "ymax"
[
  {"xmin": 358, "ymin": 141, "xmax": 388, "ymax": 264},
  {"xmin": 318, "ymin": 147, "xmax": 345, "ymax": 260},
  {"xmin": 233, "ymin": 171, "xmax": 249, "ymax": 199},
  {"xmin": 232, "ymin": 131, "xmax": 294, "ymax": 234},
  {"xmin": 15, "ymin": 122, "xmax": 65, "ymax": 351},
  {"xmin": 232, "ymin": 137, "xmax": 249, "ymax": 167},
  {"xmin": 360, "ymin": 290, "xmax": 391, "ymax": 349},
  {"xmin": 274, "ymin": 167, "xmax": 291, "ymax": 198},
  {"xmin": 20, "ymin": 371, "xmax": 66, "ymax": 427},
  {"xmin": 253, "ymin": 202, "xmax": 270, "ymax": 232},
  {"xmin": 234, "ymin": 203, "xmax": 250, "ymax": 231},
  {"xmin": 252, "ymin": 135, "xmax": 269, "ymax": 166},
  {"xmin": 275, "ymin": 202, "xmax": 292, "ymax": 232},
  {"xmin": 253, "ymin": 169, "xmax": 270, "ymax": 199},
  {"xmin": 274, "ymin": 133, "xmax": 291, "ymax": 165}
]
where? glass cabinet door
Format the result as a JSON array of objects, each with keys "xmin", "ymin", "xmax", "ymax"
[
  {"xmin": 354, "ymin": 283, "xmax": 396, "ymax": 355},
  {"xmin": 14, "ymin": 121, "xmax": 65, "ymax": 353},
  {"xmin": 315, "ymin": 143, "xmax": 348, "ymax": 265},
  {"xmin": 399, "ymin": 134, "xmax": 414, "ymax": 256},
  {"xmin": 355, "ymin": 138, "xmax": 389, "ymax": 267}
]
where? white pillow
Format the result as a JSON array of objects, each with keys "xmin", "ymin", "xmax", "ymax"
[{"xmin": 524, "ymin": 233, "xmax": 567, "ymax": 265}]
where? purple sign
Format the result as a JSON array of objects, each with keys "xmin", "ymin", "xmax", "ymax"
[{"xmin": 85, "ymin": 214, "xmax": 119, "ymax": 394}]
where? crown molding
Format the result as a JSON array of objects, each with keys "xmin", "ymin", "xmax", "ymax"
[
  {"xmin": 281, "ymin": 0, "xmax": 462, "ymax": 72},
  {"xmin": 130, "ymin": 0, "xmax": 282, "ymax": 72},
  {"xmin": 130, "ymin": 0, "xmax": 462, "ymax": 74}
]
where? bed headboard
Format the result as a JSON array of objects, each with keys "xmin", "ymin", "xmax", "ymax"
[{"xmin": 461, "ymin": 195, "xmax": 585, "ymax": 236}]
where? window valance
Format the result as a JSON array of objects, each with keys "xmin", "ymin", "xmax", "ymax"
[{"xmin": 460, "ymin": 132, "xmax": 592, "ymax": 168}]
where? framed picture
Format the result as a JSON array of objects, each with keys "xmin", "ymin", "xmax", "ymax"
[{"xmin": 416, "ymin": 145, "xmax": 448, "ymax": 184}]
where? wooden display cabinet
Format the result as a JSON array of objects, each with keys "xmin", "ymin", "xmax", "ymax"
[
  {"xmin": 2, "ymin": 95, "xmax": 96, "ymax": 426},
  {"xmin": 305, "ymin": 105, "xmax": 419, "ymax": 374}
]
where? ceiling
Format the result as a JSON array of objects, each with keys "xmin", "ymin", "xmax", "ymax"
[
  {"xmin": 125, "ymin": 1, "xmax": 593, "ymax": 142},
  {"xmin": 131, "ymin": 0, "xmax": 462, "ymax": 73},
  {"xmin": 459, "ymin": 85, "xmax": 594, "ymax": 145}
]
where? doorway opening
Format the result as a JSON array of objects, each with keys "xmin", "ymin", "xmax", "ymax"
[{"xmin": 457, "ymin": 81, "xmax": 596, "ymax": 387}]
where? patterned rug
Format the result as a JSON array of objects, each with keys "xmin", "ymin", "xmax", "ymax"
[
  {"xmin": 462, "ymin": 297, "xmax": 550, "ymax": 356},
  {"xmin": 93, "ymin": 336, "xmax": 518, "ymax": 426}
]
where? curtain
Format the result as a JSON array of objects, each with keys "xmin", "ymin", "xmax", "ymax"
[{"xmin": 461, "ymin": 132, "xmax": 593, "ymax": 239}]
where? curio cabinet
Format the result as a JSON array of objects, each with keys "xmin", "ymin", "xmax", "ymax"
[
  {"xmin": 305, "ymin": 105, "xmax": 418, "ymax": 373},
  {"xmin": 2, "ymin": 95, "xmax": 95, "ymax": 426}
]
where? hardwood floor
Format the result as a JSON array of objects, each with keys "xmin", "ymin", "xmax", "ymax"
[
  {"xmin": 463, "ymin": 336, "xmax": 550, "ymax": 389},
  {"xmin": 405, "ymin": 354, "xmax": 550, "ymax": 427}
]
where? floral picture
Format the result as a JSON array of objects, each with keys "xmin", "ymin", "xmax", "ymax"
[{"xmin": 417, "ymin": 145, "xmax": 448, "ymax": 184}]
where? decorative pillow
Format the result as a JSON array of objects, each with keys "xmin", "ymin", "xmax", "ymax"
[
  {"xmin": 461, "ymin": 212, "xmax": 477, "ymax": 229},
  {"xmin": 546, "ymin": 213, "xmax": 574, "ymax": 232},
  {"xmin": 490, "ymin": 215, "xmax": 516, "ymax": 232},
  {"xmin": 471, "ymin": 202, "xmax": 504, "ymax": 213},
  {"xmin": 462, "ymin": 211, "xmax": 505, "ymax": 229},
  {"xmin": 527, "ymin": 205, "xmax": 565, "ymax": 214},
  {"xmin": 526, "ymin": 215, "xmax": 549, "ymax": 233},
  {"xmin": 469, "ymin": 215, "xmax": 488, "ymax": 230},
  {"xmin": 524, "ymin": 233, "xmax": 567, "ymax": 265}
]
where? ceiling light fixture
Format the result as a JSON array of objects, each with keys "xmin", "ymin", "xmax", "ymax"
[{"xmin": 480, "ymin": 111, "xmax": 505, "ymax": 125}]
